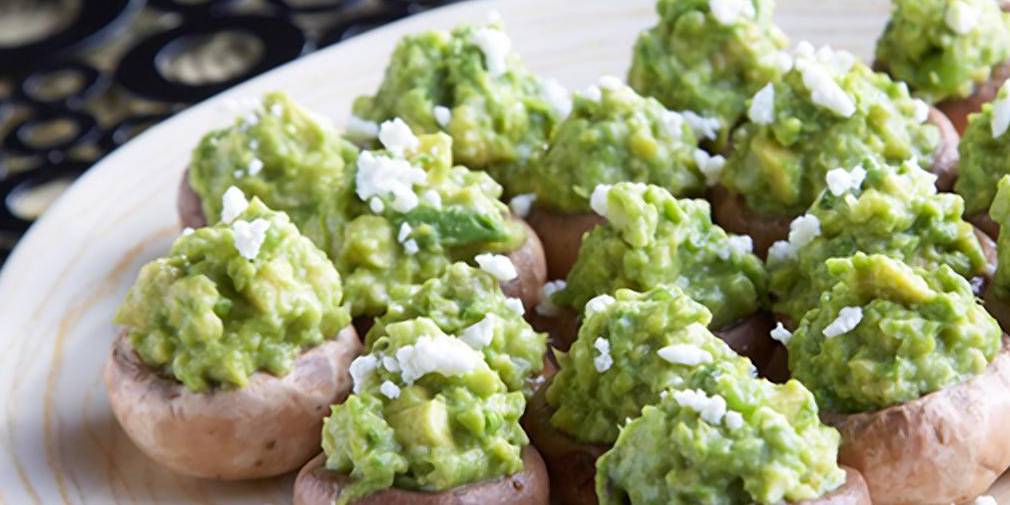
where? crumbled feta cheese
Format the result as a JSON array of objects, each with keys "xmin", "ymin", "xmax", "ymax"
[
  {"xmin": 719, "ymin": 234, "xmax": 753, "ymax": 260},
  {"xmin": 825, "ymin": 165, "xmax": 867, "ymax": 196},
  {"xmin": 590, "ymin": 184, "xmax": 612, "ymax": 218},
  {"xmin": 422, "ymin": 189, "xmax": 442, "ymax": 207},
  {"xmin": 475, "ymin": 253, "xmax": 518, "ymax": 281},
  {"xmin": 694, "ymin": 149, "xmax": 726, "ymax": 186},
  {"xmin": 346, "ymin": 115, "xmax": 379, "ymax": 139},
  {"xmin": 395, "ymin": 334, "xmax": 485, "ymax": 384},
  {"xmin": 355, "ymin": 151, "xmax": 427, "ymax": 212},
  {"xmin": 770, "ymin": 322, "xmax": 792, "ymax": 345},
  {"xmin": 598, "ymin": 75, "xmax": 624, "ymax": 90},
  {"xmin": 788, "ymin": 214, "xmax": 821, "ymax": 250},
  {"xmin": 535, "ymin": 279, "xmax": 567, "ymax": 317},
  {"xmin": 505, "ymin": 297, "xmax": 525, "ymax": 315},
  {"xmin": 683, "ymin": 111, "xmax": 721, "ymax": 141},
  {"xmin": 270, "ymin": 103, "xmax": 283, "ymax": 117},
  {"xmin": 815, "ymin": 44, "xmax": 855, "ymax": 74},
  {"xmin": 748, "ymin": 83, "xmax": 775, "ymax": 124},
  {"xmin": 657, "ymin": 344, "xmax": 713, "ymax": 366},
  {"xmin": 992, "ymin": 83, "xmax": 1010, "ymax": 138},
  {"xmin": 382, "ymin": 355, "xmax": 400, "ymax": 372},
  {"xmin": 593, "ymin": 337, "xmax": 613, "ymax": 372},
  {"xmin": 233, "ymin": 169, "xmax": 244, "ymax": 179},
  {"xmin": 433, "ymin": 105, "xmax": 452, "ymax": 127},
  {"xmin": 460, "ymin": 314, "xmax": 497, "ymax": 349},
  {"xmin": 509, "ymin": 193, "xmax": 536, "ymax": 217},
  {"xmin": 767, "ymin": 240, "xmax": 794, "ymax": 263},
  {"xmin": 369, "ymin": 197, "xmax": 385, "ymax": 214},
  {"xmin": 585, "ymin": 294, "xmax": 616, "ymax": 315},
  {"xmin": 397, "ymin": 222, "xmax": 413, "ymax": 243},
  {"xmin": 378, "ymin": 118, "xmax": 420, "ymax": 156},
  {"xmin": 472, "ymin": 27, "xmax": 512, "ymax": 77},
  {"xmin": 244, "ymin": 111, "xmax": 259, "ymax": 127},
  {"xmin": 823, "ymin": 306, "xmax": 863, "ymax": 338},
  {"xmin": 403, "ymin": 239, "xmax": 419, "ymax": 255},
  {"xmin": 232, "ymin": 218, "xmax": 270, "ymax": 260},
  {"xmin": 540, "ymin": 78, "xmax": 572, "ymax": 118},
  {"xmin": 771, "ymin": 50, "xmax": 794, "ymax": 73},
  {"xmin": 796, "ymin": 56, "xmax": 855, "ymax": 117},
  {"xmin": 248, "ymin": 158, "xmax": 263, "ymax": 176},
  {"xmin": 911, "ymin": 99, "xmax": 930, "ymax": 124},
  {"xmin": 349, "ymin": 355, "xmax": 378, "ymax": 394},
  {"xmin": 181, "ymin": 227, "xmax": 194, "ymax": 236},
  {"xmin": 724, "ymin": 410, "xmax": 744, "ymax": 430},
  {"xmin": 379, "ymin": 380, "xmax": 401, "ymax": 399},
  {"xmin": 974, "ymin": 496, "xmax": 998, "ymax": 505},
  {"xmin": 946, "ymin": 1, "xmax": 979, "ymax": 34},
  {"xmin": 581, "ymin": 85, "xmax": 602, "ymax": 102},
  {"xmin": 220, "ymin": 186, "xmax": 249, "ymax": 224},
  {"xmin": 660, "ymin": 110, "xmax": 685, "ymax": 138},
  {"xmin": 672, "ymin": 389, "xmax": 727, "ymax": 425},
  {"xmin": 709, "ymin": 0, "xmax": 755, "ymax": 25}
]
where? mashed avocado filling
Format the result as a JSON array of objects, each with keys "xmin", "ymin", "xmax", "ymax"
[
  {"xmin": 367, "ymin": 262, "xmax": 546, "ymax": 395},
  {"xmin": 990, "ymin": 176, "xmax": 1010, "ymax": 299},
  {"xmin": 875, "ymin": 0, "xmax": 1010, "ymax": 103},
  {"xmin": 115, "ymin": 198, "xmax": 351, "ymax": 392},
  {"xmin": 787, "ymin": 253, "xmax": 1001, "ymax": 413},
  {"xmin": 595, "ymin": 361, "xmax": 845, "ymax": 504},
  {"xmin": 554, "ymin": 182, "xmax": 767, "ymax": 330},
  {"xmin": 188, "ymin": 93, "xmax": 525, "ymax": 317},
  {"xmin": 955, "ymin": 81, "xmax": 1010, "ymax": 215},
  {"xmin": 323, "ymin": 317, "xmax": 528, "ymax": 504},
  {"xmin": 768, "ymin": 158, "xmax": 989, "ymax": 323},
  {"xmin": 720, "ymin": 43, "xmax": 939, "ymax": 217},
  {"xmin": 350, "ymin": 20, "xmax": 565, "ymax": 195},
  {"xmin": 628, "ymin": 0, "xmax": 790, "ymax": 143},
  {"xmin": 547, "ymin": 286, "xmax": 754, "ymax": 445},
  {"xmin": 532, "ymin": 78, "xmax": 713, "ymax": 213}
]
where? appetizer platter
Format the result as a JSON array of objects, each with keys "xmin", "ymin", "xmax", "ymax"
[{"xmin": 7, "ymin": 0, "xmax": 1010, "ymax": 503}]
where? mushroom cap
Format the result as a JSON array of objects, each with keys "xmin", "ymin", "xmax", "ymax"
[{"xmin": 525, "ymin": 206, "xmax": 606, "ymax": 280}]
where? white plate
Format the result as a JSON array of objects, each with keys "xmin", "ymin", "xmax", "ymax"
[{"xmin": 3, "ymin": 0, "xmax": 1004, "ymax": 503}]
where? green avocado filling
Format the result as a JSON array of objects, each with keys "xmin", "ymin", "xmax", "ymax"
[
  {"xmin": 595, "ymin": 362, "xmax": 845, "ymax": 505},
  {"xmin": 547, "ymin": 285, "xmax": 754, "ymax": 445},
  {"xmin": 989, "ymin": 175, "xmax": 1010, "ymax": 299},
  {"xmin": 531, "ymin": 80, "xmax": 711, "ymax": 213},
  {"xmin": 351, "ymin": 19, "xmax": 565, "ymax": 195},
  {"xmin": 367, "ymin": 262, "xmax": 547, "ymax": 395},
  {"xmin": 720, "ymin": 43, "xmax": 940, "ymax": 217},
  {"xmin": 875, "ymin": 0, "xmax": 1010, "ymax": 103},
  {"xmin": 955, "ymin": 81, "xmax": 1010, "ymax": 215},
  {"xmin": 788, "ymin": 253, "xmax": 1001, "ymax": 413},
  {"xmin": 115, "ymin": 199, "xmax": 351, "ymax": 392},
  {"xmin": 628, "ymin": 0, "xmax": 789, "ymax": 144},
  {"xmin": 322, "ymin": 317, "xmax": 528, "ymax": 504},
  {"xmin": 187, "ymin": 93, "xmax": 525, "ymax": 317},
  {"xmin": 768, "ymin": 158, "xmax": 989, "ymax": 323},
  {"xmin": 554, "ymin": 182, "xmax": 767, "ymax": 330}
]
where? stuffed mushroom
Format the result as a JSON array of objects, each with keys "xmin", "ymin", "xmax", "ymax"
[
  {"xmin": 106, "ymin": 198, "xmax": 360, "ymax": 479},
  {"xmin": 955, "ymin": 81, "xmax": 1010, "ymax": 237}
]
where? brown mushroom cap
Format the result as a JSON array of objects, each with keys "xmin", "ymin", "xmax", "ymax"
[
  {"xmin": 822, "ymin": 339, "xmax": 1010, "ymax": 505},
  {"xmin": 525, "ymin": 206, "xmax": 606, "ymax": 280},
  {"xmin": 292, "ymin": 446, "xmax": 549, "ymax": 505},
  {"xmin": 104, "ymin": 326, "xmax": 361, "ymax": 480},
  {"xmin": 937, "ymin": 60, "xmax": 1010, "ymax": 135},
  {"xmin": 927, "ymin": 106, "xmax": 961, "ymax": 192},
  {"xmin": 177, "ymin": 168, "xmax": 206, "ymax": 229},
  {"xmin": 969, "ymin": 212, "xmax": 999, "ymax": 242}
]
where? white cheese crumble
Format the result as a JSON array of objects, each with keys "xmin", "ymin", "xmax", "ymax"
[
  {"xmin": 709, "ymin": 0, "xmax": 756, "ymax": 25},
  {"xmin": 657, "ymin": 343, "xmax": 713, "ymax": 366},
  {"xmin": 248, "ymin": 158, "xmax": 264, "ymax": 176},
  {"xmin": 770, "ymin": 322, "xmax": 793, "ymax": 345},
  {"xmin": 403, "ymin": 239, "xmax": 419, "ymax": 255},
  {"xmin": 474, "ymin": 253, "xmax": 518, "ymax": 281},
  {"xmin": 719, "ymin": 234, "xmax": 753, "ymax": 260},
  {"xmin": 788, "ymin": 214, "xmax": 821, "ymax": 250},
  {"xmin": 748, "ymin": 83, "xmax": 775, "ymax": 125},
  {"xmin": 593, "ymin": 337, "xmax": 613, "ymax": 372},
  {"xmin": 509, "ymin": 193, "xmax": 536, "ymax": 218},
  {"xmin": 181, "ymin": 227, "xmax": 194, "ymax": 236},
  {"xmin": 349, "ymin": 355, "xmax": 378, "ymax": 394},
  {"xmin": 724, "ymin": 410, "xmax": 744, "ymax": 430},
  {"xmin": 345, "ymin": 115, "xmax": 379, "ymax": 139},
  {"xmin": 590, "ymin": 184, "xmax": 612, "ymax": 218},
  {"xmin": 433, "ymin": 105, "xmax": 452, "ymax": 127},
  {"xmin": 505, "ymin": 297, "xmax": 525, "ymax": 315},
  {"xmin": 946, "ymin": 1, "xmax": 979, "ymax": 34},
  {"xmin": 974, "ymin": 496, "xmax": 998, "ymax": 505},
  {"xmin": 767, "ymin": 240, "xmax": 794, "ymax": 263},
  {"xmin": 397, "ymin": 222, "xmax": 413, "ymax": 243},
  {"xmin": 379, "ymin": 380, "xmax": 401, "ymax": 399},
  {"xmin": 771, "ymin": 50, "xmax": 794, "ymax": 73},
  {"xmin": 378, "ymin": 118, "xmax": 420, "ymax": 157},
  {"xmin": 992, "ymin": 82, "xmax": 1010, "ymax": 138},
  {"xmin": 231, "ymin": 218, "xmax": 270, "ymax": 260},
  {"xmin": 369, "ymin": 197, "xmax": 385, "ymax": 214},
  {"xmin": 694, "ymin": 149, "xmax": 726, "ymax": 186},
  {"xmin": 672, "ymin": 389, "xmax": 727, "ymax": 425},
  {"xmin": 598, "ymin": 75, "xmax": 624, "ymax": 90},
  {"xmin": 912, "ymin": 99, "xmax": 930, "ymax": 124},
  {"xmin": 585, "ymin": 294, "xmax": 616, "ymax": 315},
  {"xmin": 382, "ymin": 355, "xmax": 400, "ymax": 372},
  {"xmin": 472, "ymin": 27, "xmax": 512, "ymax": 77},
  {"xmin": 683, "ymin": 111, "xmax": 721, "ymax": 141},
  {"xmin": 355, "ymin": 151, "xmax": 427, "ymax": 213},
  {"xmin": 660, "ymin": 110, "xmax": 686, "ymax": 139},
  {"xmin": 825, "ymin": 165, "xmax": 867, "ymax": 196},
  {"xmin": 395, "ymin": 334, "xmax": 485, "ymax": 384},
  {"xmin": 581, "ymin": 85, "xmax": 602, "ymax": 102},
  {"xmin": 460, "ymin": 314, "xmax": 497, "ymax": 349},
  {"xmin": 535, "ymin": 279, "xmax": 567, "ymax": 316},
  {"xmin": 823, "ymin": 306, "xmax": 863, "ymax": 338},
  {"xmin": 422, "ymin": 189, "xmax": 442, "ymax": 207},
  {"xmin": 797, "ymin": 57, "xmax": 855, "ymax": 117},
  {"xmin": 540, "ymin": 78, "xmax": 572, "ymax": 118},
  {"xmin": 220, "ymin": 186, "xmax": 249, "ymax": 224}
]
